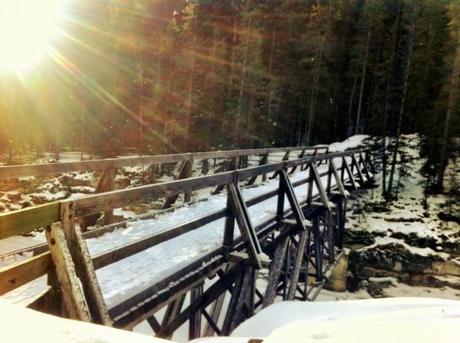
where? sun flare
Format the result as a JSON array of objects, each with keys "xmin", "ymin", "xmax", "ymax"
[{"xmin": 0, "ymin": 0, "xmax": 64, "ymax": 72}]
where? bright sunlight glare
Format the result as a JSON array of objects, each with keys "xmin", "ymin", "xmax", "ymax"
[{"xmin": 0, "ymin": 0, "xmax": 64, "ymax": 72}]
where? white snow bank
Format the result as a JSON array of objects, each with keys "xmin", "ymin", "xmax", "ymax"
[
  {"xmin": 0, "ymin": 300, "xmax": 173, "ymax": 343},
  {"xmin": 263, "ymin": 314, "xmax": 460, "ymax": 343},
  {"xmin": 328, "ymin": 135, "xmax": 370, "ymax": 152},
  {"xmin": 230, "ymin": 298, "xmax": 460, "ymax": 338}
]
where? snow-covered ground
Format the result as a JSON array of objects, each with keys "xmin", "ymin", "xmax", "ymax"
[{"xmin": 0, "ymin": 300, "xmax": 172, "ymax": 343}]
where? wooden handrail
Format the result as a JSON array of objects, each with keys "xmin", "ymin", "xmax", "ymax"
[{"xmin": 0, "ymin": 145, "xmax": 328, "ymax": 180}]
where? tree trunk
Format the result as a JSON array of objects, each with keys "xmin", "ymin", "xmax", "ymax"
[
  {"xmin": 437, "ymin": 40, "xmax": 460, "ymax": 189},
  {"xmin": 355, "ymin": 30, "xmax": 371, "ymax": 135},
  {"xmin": 388, "ymin": 15, "xmax": 416, "ymax": 199}
]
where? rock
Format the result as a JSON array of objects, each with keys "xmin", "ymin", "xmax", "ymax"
[
  {"xmin": 6, "ymin": 192, "xmax": 22, "ymax": 202},
  {"xmin": 115, "ymin": 177, "xmax": 131, "ymax": 189},
  {"xmin": 389, "ymin": 232, "xmax": 438, "ymax": 250},
  {"xmin": 344, "ymin": 230, "xmax": 385, "ymax": 246},
  {"xmin": 432, "ymin": 260, "xmax": 460, "ymax": 277},
  {"xmin": 349, "ymin": 242, "xmax": 444, "ymax": 280},
  {"xmin": 438, "ymin": 212, "xmax": 460, "ymax": 224},
  {"xmin": 325, "ymin": 251, "xmax": 349, "ymax": 292},
  {"xmin": 59, "ymin": 175, "xmax": 91, "ymax": 187},
  {"xmin": 367, "ymin": 281, "xmax": 384, "ymax": 298}
]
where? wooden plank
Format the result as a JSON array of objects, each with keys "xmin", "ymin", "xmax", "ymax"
[
  {"xmin": 0, "ymin": 252, "xmax": 51, "ymax": 295},
  {"xmin": 0, "ymin": 202, "xmax": 60, "ymax": 239},
  {"xmin": 93, "ymin": 209, "xmax": 226, "ymax": 269},
  {"xmin": 45, "ymin": 223, "xmax": 91, "ymax": 321}
]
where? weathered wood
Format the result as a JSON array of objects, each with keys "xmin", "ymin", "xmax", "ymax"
[
  {"xmin": 263, "ymin": 237, "xmax": 289, "ymax": 307},
  {"xmin": 164, "ymin": 159, "xmax": 194, "ymax": 208},
  {"xmin": 159, "ymin": 262, "xmax": 244, "ymax": 337},
  {"xmin": 342, "ymin": 157, "xmax": 358, "ymax": 190},
  {"xmin": 93, "ymin": 210, "xmax": 226, "ymax": 269},
  {"xmin": 0, "ymin": 252, "xmax": 51, "ymax": 295},
  {"xmin": 96, "ymin": 167, "xmax": 117, "ymax": 224},
  {"xmin": 111, "ymin": 249, "xmax": 226, "ymax": 329},
  {"xmin": 161, "ymin": 293, "xmax": 186, "ymax": 328},
  {"xmin": 287, "ymin": 231, "xmax": 308, "ymax": 300},
  {"xmin": 227, "ymin": 184, "xmax": 262, "ymax": 269},
  {"xmin": 310, "ymin": 163, "xmax": 331, "ymax": 210},
  {"xmin": 189, "ymin": 283, "xmax": 204, "ymax": 340},
  {"xmin": 280, "ymin": 170, "xmax": 309, "ymax": 232},
  {"xmin": 329, "ymin": 158, "xmax": 347, "ymax": 197},
  {"xmin": 146, "ymin": 315, "xmax": 162, "ymax": 334},
  {"xmin": 0, "ymin": 147, "xmax": 318, "ymax": 180},
  {"xmin": 203, "ymin": 293, "xmax": 226, "ymax": 336},
  {"xmin": 0, "ymin": 202, "xmax": 60, "ymax": 239},
  {"xmin": 61, "ymin": 201, "xmax": 112, "ymax": 325},
  {"xmin": 45, "ymin": 223, "xmax": 91, "ymax": 321},
  {"xmin": 351, "ymin": 154, "xmax": 365, "ymax": 184},
  {"xmin": 74, "ymin": 172, "xmax": 234, "ymax": 216}
]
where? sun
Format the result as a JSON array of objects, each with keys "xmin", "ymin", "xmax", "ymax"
[{"xmin": 0, "ymin": 0, "xmax": 64, "ymax": 72}]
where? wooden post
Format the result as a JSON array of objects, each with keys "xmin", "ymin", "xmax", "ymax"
[
  {"xmin": 214, "ymin": 157, "xmax": 238, "ymax": 194},
  {"xmin": 189, "ymin": 283, "xmax": 204, "ymax": 340},
  {"xmin": 247, "ymin": 153, "xmax": 268, "ymax": 185},
  {"xmin": 263, "ymin": 237, "xmax": 288, "ymax": 307},
  {"xmin": 96, "ymin": 167, "xmax": 117, "ymax": 224},
  {"xmin": 342, "ymin": 157, "xmax": 358, "ymax": 190},
  {"xmin": 61, "ymin": 201, "xmax": 112, "ymax": 325},
  {"xmin": 164, "ymin": 159, "xmax": 194, "ymax": 208},
  {"xmin": 227, "ymin": 183, "xmax": 262, "ymax": 269},
  {"xmin": 203, "ymin": 293, "xmax": 226, "ymax": 336},
  {"xmin": 287, "ymin": 231, "xmax": 308, "ymax": 300},
  {"xmin": 45, "ymin": 223, "xmax": 91, "ymax": 321}
]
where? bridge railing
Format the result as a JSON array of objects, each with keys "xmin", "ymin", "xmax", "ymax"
[{"xmin": 0, "ymin": 148, "xmax": 373, "ymax": 338}]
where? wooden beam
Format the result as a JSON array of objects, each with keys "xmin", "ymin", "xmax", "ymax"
[
  {"xmin": 342, "ymin": 157, "xmax": 358, "ymax": 190},
  {"xmin": 287, "ymin": 231, "xmax": 308, "ymax": 300},
  {"xmin": 310, "ymin": 163, "xmax": 331, "ymax": 210},
  {"xmin": 189, "ymin": 283, "xmax": 204, "ymax": 340},
  {"xmin": 263, "ymin": 237, "xmax": 288, "ymax": 307},
  {"xmin": 0, "ymin": 252, "xmax": 51, "ymax": 295},
  {"xmin": 61, "ymin": 201, "xmax": 112, "ymax": 325},
  {"xmin": 45, "ymin": 223, "xmax": 91, "ymax": 321},
  {"xmin": 164, "ymin": 159, "xmax": 194, "ymax": 208},
  {"xmin": 227, "ymin": 184, "xmax": 262, "ymax": 269},
  {"xmin": 0, "ymin": 202, "xmax": 60, "ymax": 239},
  {"xmin": 329, "ymin": 158, "xmax": 347, "ymax": 197}
]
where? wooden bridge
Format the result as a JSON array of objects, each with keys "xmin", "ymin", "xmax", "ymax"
[{"xmin": 0, "ymin": 145, "xmax": 374, "ymax": 340}]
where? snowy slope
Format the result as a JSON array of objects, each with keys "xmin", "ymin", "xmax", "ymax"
[
  {"xmin": 0, "ymin": 300, "xmax": 173, "ymax": 343},
  {"xmin": 189, "ymin": 298, "xmax": 460, "ymax": 342},
  {"xmin": 230, "ymin": 297, "xmax": 460, "ymax": 338}
]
